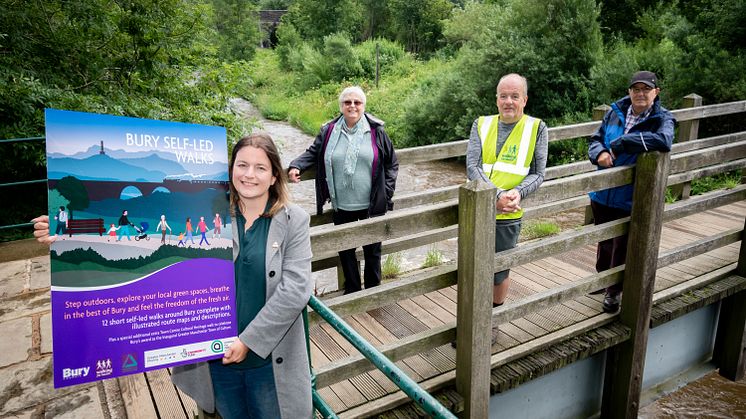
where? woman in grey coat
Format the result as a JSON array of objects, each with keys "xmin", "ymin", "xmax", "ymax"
[{"xmin": 171, "ymin": 133, "xmax": 313, "ymax": 418}]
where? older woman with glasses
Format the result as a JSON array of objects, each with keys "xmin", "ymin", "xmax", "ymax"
[{"xmin": 288, "ymin": 86, "xmax": 398, "ymax": 294}]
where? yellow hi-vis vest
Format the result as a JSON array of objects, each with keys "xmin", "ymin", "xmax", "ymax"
[{"xmin": 478, "ymin": 113, "xmax": 540, "ymax": 220}]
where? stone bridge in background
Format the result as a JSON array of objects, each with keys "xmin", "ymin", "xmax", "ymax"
[{"xmin": 47, "ymin": 178, "xmax": 229, "ymax": 201}]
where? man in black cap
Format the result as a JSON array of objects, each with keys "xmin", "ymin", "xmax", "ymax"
[{"xmin": 587, "ymin": 71, "xmax": 676, "ymax": 313}]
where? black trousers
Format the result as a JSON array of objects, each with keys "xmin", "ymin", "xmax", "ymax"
[
  {"xmin": 590, "ymin": 200, "xmax": 631, "ymax": 293},
  {"xmin": 333, "ymin": 209, "xmax": 382, "ymax": 294}
]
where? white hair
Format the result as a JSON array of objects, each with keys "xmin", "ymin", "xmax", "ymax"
[{"xmin": 338, "ymin": 86, "xmax": 367, "ymax": 109}]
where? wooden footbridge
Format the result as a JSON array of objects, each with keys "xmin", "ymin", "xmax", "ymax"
[{"xmin": 103, "ymin": 96, "xmax": 746, "ymax": 418}]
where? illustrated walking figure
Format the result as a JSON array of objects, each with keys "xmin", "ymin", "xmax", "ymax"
[
  {"xmin": 156, "ymin": 215, "xmax": 172, "ymax": 244},
  {"xmin": 177, "ymin": 232, "xmax": 185, "ymax": 247},
  {"xmin": 117, "ymin": 210, "xmax": 132, "ymax": 241},
  {"xmin": 184, "ymin": 217, "xmax": 196, "ymax": 246},
  {"xmin": 213, "ymin": 213, "xmax": 222, "ymax": 239},
  {"xmin": 197, "ymin": 216, "xmax": 210, "ymax": 246},
  {"xmin": 53, "ymin": 206, "xmax": 68, "ymax": 239},
  {"xmin": 106, "ymin": 223, "xmax": 120, "ymax": 242}
]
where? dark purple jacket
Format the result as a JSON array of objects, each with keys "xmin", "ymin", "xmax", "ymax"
[{"xmin": 289, "ymin": 113, "xmax": 399, "ymax": 217}]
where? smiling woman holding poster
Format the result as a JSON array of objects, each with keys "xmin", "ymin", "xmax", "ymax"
[
  {"xmin": 34, "ymin": 132, "xmax": 314, "ymax": 418},
  {"xmin": 179, "ymin": 132, "xmax": 314, "ymax": 418}
]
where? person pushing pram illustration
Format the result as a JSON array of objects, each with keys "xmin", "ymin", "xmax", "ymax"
[{"xmin": 133, "ymin": 221, "xmax": 150, "ymax": 241}]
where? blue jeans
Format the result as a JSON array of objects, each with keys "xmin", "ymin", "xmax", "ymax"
[{"xmin": 208, "ymin": 360, "xmax": 281, "ymax": 419}]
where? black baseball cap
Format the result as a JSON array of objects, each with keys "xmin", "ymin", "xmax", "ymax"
[{"xmin": 629, "ymin": 71, "xmax": 658, "ymax": 88}]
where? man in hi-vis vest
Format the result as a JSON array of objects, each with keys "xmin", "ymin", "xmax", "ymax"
[{"xmin": 466, "ymin": 73, "xmax": 549, "ymax": 309}]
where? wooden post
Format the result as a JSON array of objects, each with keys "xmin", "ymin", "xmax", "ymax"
[
  {"xmin": 713, "ymin": 216, "xmax": 746, "ymax": 381},
  {"xmin": 671, "ymin": 94, "xmax": 703, "ymax": 200},
  {"xmin": 585, "ymin": 105, "xmax": 611, "ymax": 225},
  {"xmin": 375, "ymin": 42, "xmax": 380, "ymax": 89},
  {"xmin": 455, "ymin": 179, "xmax": 496, "ymax": 419},
  {"xmin": 601, "ymin": 151, "xmax": 670, "ymax": 419}
]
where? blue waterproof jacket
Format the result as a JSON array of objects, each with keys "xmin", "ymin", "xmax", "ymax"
[{"xmin": 588, "ymin": 96, "xmax": 676, "ymax": 211}]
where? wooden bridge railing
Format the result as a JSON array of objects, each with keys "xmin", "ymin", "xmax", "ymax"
[
  {"xmin": 306, "ymin": 97, "xmax": 746, "ymax": 417},
  {"xmin": 307, "ymin": 99, "xmax": 746, "ymax": 280}
]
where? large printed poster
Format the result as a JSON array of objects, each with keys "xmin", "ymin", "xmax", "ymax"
[{"xmin": 45, "ymin": 109, "xmax": 237, "ymax": 388}]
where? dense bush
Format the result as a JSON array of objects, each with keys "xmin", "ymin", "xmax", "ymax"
[{"xmin": 398, "ymin": 0, "xmax": 603, "ymax": 147}]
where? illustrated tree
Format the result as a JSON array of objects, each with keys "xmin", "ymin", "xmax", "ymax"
[
  {"xmin": 211, "ymin": 191, "xmax": 230, "ymax": 226},
  {"xmin": 55, "ymin": 176, "xmax": 89, "ymax": 219}
]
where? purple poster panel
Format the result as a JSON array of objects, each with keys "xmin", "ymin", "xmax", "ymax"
[{"xmin": 45, "ymin": 109, "xmax": 237, "ymax": 388}]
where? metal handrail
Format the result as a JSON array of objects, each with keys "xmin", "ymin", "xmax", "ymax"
[
  {"xmin": 308, "ymin": 295, "xmax": 457, "ymax": 418},
  {"xmin": 0, "ymin": 137, "xmax": 46, "ymax": 233}
]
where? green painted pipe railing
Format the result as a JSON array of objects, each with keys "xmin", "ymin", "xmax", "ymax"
[
  {"xmin": 0, "ymin": 137, "xmax": 46, "ymax": 232},
  {"xmin": 312, "ymin": 388, "xmax": 339, "ymax": 418},
  {"xmin": 308, "ymin": 295, "xmax": 457, "ymax": 419}
]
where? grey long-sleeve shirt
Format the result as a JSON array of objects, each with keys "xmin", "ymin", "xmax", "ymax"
[{"xmin": 465, "ymin": 117, "xmax": 548, "ymax": 199}]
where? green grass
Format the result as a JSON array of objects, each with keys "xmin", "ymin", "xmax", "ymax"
[
  {"xmin": 421, "ymin": 246, "xmax": 444, "ymax": 269},
  {"xmin": 691, "ymin": 170, "xmax": 742, "ymax": 196},
  {"xmin": 382, "ymin": 252, "xmax": 403, "ymax": 279},
  {"xmin": 242, "ymin": 48, "xmax": 448, "ymax": 146},
  {"xmin": 520, "ymin": 220, "xmax": 561, "ymax": 241}
]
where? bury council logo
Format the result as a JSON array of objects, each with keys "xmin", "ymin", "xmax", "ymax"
[{"xmin": 121, "ymin": 354, "xmax": 138, "ymax": 372}]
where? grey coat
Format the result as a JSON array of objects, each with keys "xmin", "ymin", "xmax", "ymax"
[{"xmin": 171, "ymin": 203, "xmax": 313, "ymax": 418}]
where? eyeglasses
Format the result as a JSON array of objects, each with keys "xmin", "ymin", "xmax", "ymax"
[
  {"xmin": 343, "ymin": 100, "xmax": 363, "ymax": 107},
  {"xmin": 630, "ymin": 86, "xmax": 654, "ymax": 94}
]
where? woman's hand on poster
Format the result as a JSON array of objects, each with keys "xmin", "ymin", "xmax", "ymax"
[
  {"xmin": 222, "ymin": 339, "xmax": 249, "ymax": 364},
  {"xmin": 32, "ymin": 215, "xmax": 56, "ymax": 245}
]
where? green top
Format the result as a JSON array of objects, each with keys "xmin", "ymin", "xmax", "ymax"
[
  {"xmin": 330, "ymin": 118, "xmax": 374, "ymax": 211},
  {"xmin": 229, "ymin": 206, "xmax": 272, "ymax": 369}
]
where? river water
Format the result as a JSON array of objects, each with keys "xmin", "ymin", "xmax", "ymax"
[{"xmin": 230, "ymin": 98, "xmax": 746, "ymax": 416}]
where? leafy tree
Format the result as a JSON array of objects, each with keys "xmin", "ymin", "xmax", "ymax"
[
  {"xmin": 212, "ymin": 0, "xmax": 262, "ymax": 62},
  {"xmin": 399, "ymin": 0, "xmax": 602, "ymax": 146},
  {"xmin": 260, "ymin": 0, "xmax": 292, "ymax": 9},
  {"xmin": 283, "ymin": 0, "xmax": 364, "ymax": 44},
  {"xmin": 55, "ymin": 176, "xmax": 89, "ymax": 219},
  {"xmin": 388, "ymin": 0, "xmax": 453, "ymax": 54},
  {"xmin": 361, "ymin": 0, "xmax": 391, "ymax": 39}
]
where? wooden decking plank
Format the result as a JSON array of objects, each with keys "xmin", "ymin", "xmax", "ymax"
[
  {"xmin": 513, "ymin": 273, "xmax": 589, "ymax": 329},
  {"xmin": 492, "ymin": 326, "xmax": 521, "ymax": 351},
  {"xmin": 399, "ymin": 298, "xmax": 446, "ymax": 327},
  {"xmin": 317, "ymin": 386, "xmax": 346, "ymax": 413},
  {"xmin": 438, "ymin": 286, "xmax": 458, "ymax": 304},
  {"xmin": 426, "ymin": 289, "xmax": 457, "ymax": 315},
  {"xmin": 328, "ymin": 379, "xmax": 367, "ymax": 412},
  {"xmin": 350, "ymin": 312, "xmax": 426, "ymax": 382},
  {"xmin": 542, "ymin": 256, "xmax": 595, "ymax": 278},
  {"xmin": 410, "ymin": 294, "xmax": 454, "ymax": 323},
  {"xmin": 146, "ymin": 369, "xmax": 187, "ymax": 419},
  {"xmin": 510, "ymin": 271, "xmax": 546, "ymax": 293},
  {"xmin": 498, "ymin": 322, "xmax": 537, "ymax": 344},
  {"xmin": 519, "ymin": 260, "xmax": 602, "ymax": 311},
  {"xmin": 312, "ymin": 323, "xmax": 350, "ymax": 361},
  {"xmin": 167, "ymin": 368, "xmax": 200, "ymax": 419},
  {"xmin": 348, "ymin": 373, "xmax": 388, "ymax": 401},
  {"xmin": 708, "ymin": 206, "xmax": 746, "ymax": 221},
  {"xmin": 514, "ymin": 263, "xmax": 563, "ymax": 288},
  {"xmin": 676, "ymin": 215, "xmax": 735, "ymax": 237},
  {"xmin": 686, "ymin": 212, "xmax": 741, "ymax": 231},
  {"xmin": 509, "ymin": 317, "xmax": 546, "ymax": 338},
  {"xmin": 118, "ymin": 373, "xmax": 158, "ymax": 419},
  {"xmin": 384, "ymin": 302, "xmax": 456, "ymax": 373},
  {"xmin": 376, "ymin": 304, "xmax": 442, "ymax": 378}
]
